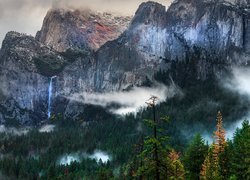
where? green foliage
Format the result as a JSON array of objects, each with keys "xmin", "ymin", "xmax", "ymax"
[
  {"xmin": 0, "ymin": 116, "xmax": 140, "ymax": 179},
  {"xmin": 201, "ymin": 144, "xmax": 222, "ymax": 180},
  {"xmin": 34, "ymin": 54, "xmax": 67, "ymax": 76},
  {"xmin": 218, "ymin": 142, "xmax": 233, "ymax": 179},
  {"xmin": 34, "ymin": 49, "xmax": 88, "ymax": 77},
  {"xmin": 132, "ymin": 111, "xmax": 185, "ymax": 179},
  {"xmin": 0, "ymin": 107, "xmax": 249, "ymax": 179},
  {"xmin": 231, "ymin": 120, "xmax": 250, "ymax": 179},
  {"xmin": 136, "ymin": 136, "xmax": 170, "ymax": 179},
  {"xmin": 184, "ymin": 134, "xmax": 208, "ymax": 180}
]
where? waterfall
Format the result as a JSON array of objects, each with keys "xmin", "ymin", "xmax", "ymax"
[{"xmin": 48, "ymin": 76, "xmax": 56, "ymax": 119}]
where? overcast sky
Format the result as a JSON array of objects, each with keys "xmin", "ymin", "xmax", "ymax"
[{"xmin": 0, "ymin": 0, "xmax": 173, "ymax": 46}]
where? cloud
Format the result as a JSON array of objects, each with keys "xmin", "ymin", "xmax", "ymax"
[
  {"xmin": 66, "ymin": 83, "xmax": 180, "ymax": 115},
  {"xmin": 0, "ymin": 125, "xmax": 30, "ymax": 135},
  {"xmin": 39, "ymin": 124, "xmax": 56, "ymax": 133},
  {"xmin": 224, "ymin": 68, "xmax": 250, "ymax": 98},
  {"xmin": 225, "ymin": 117, "xmax": 244, "ymax": 140},
  {"xmin": 58, "ymin": 153, "xmax": 80, "ymax": 165},
  {"xmin": 182, "ymin": 67, "xmax": 250, "ymax": 143},
  {"xmin": 58, "ymin": 150, "xmax": 111, "ymax": 165},
  {"xmin": 89, "ymin": 150, "xmax": 110, "ymax": 163},
  {"xmin": 51, "ymin": 0, "xmax": 172, "ymax": 14},
  {"xmin": 221, "ymin": 67, "xmax": 250, "ymax": 139}
]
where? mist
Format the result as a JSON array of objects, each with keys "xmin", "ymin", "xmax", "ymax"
[
  {"xmin": 191, "ymin": 67, "xmax": 250, "ymax": 144},
  {"xmin": 0, "ymin": 125, "xmax": 30, "ymax": 136},
  {"xmin": 222, "ymin": 67, "xmax": 250, "ymax": 139},
  {"xmin": 0, "ymin": 0, "xmax": 173, "ymax": 46},
  {"xmin": 58, "ymin": 150, "xmax": 111, "ymax": 165},
  {"xmin": 67, "ymin": 83, "xmax": 180, "ymax": 115},
  {"xmin": 224, "ymin": 68, "xmax": 250, "ymax": 98},
  {"xmin": 39, "ymin": 124, "xmax": 56, "ymax": 133},
  {"xmin": 89, "ymin": 150, "xmax": 110, "ymax": 163},
  {"xmin": 203, "ymin": 67, "xmax": 250, "ymax": 142}
]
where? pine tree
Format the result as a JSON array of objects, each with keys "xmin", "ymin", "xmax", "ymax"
[
  {"xmin": 200, "ymin": 146, "xmax": 213, "ymax": 179},
  {"xmin": 213, "ymin": 111, "xmax": 228, "ymax": 179},
  {"xmin": 200, "ymin": 111, "xmax": 227, "ymax": 180},
  {"xmin": 213, "ymin": 111, "xmax": 226, "ymax": 155},
  {"xmin": 184, "ymin": 134, "xmax": 208, "ymax": 180},
  {"xmin": 231, "ymin": 120, "xmax": 250, "ymax": 179},
  {"xmin": 168, "ymin": 149, "xmax": 185, "ymax": 179},
  {"xmin": 135, "ymin": 96, "xmax": 173, "ymax": 179}
]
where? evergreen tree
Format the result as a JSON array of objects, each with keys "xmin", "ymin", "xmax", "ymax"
[
  {"xmin": 231, "ymin": 120, "xmax": 250, "ymax": 179},
  {"xmin": 184, "ymin": 134, "xmax": 208, "ymax": 180},
  {"xmin": 135, "ymin": 96, "xmax": 172, "ymax": 179},
  {"xmin": 200, "ymin": 111, "xmax": 227, "ymax": 180},
  {"xmin": 213, "ymin": 111, "xmax": 228, "ymax": 179},
  {"xmin": 213, "ymin": 111, "xmax": 227, "ymax": 155},
  {"xmin": 168, "ymin": 149, "xmax": 185, "ymax": 179},
  {"xmin": 218, "ymin": 141, "xmax": 232, "ymax": 179},
  {"xmin": 200, "ymin": 146, "xmax": 214, "ymax": 179}
]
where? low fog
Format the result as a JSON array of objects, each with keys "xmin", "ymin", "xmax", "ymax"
[
  {"xmin": 58, "ymin": 150, "xmax": 111, "ymax": 165},
  {"xmin": 222, "ymin": 67, "xmax": 250, "ymax": 138},
  {"xmin": 39, "ymin": 124, "xmax": 56, "ymax": 133},
  {"xmin": 201, "ymin": 67, "xmax": 250, "ymax": 143},
  {"xmin": 224, "ymin": 68, "xmax": 250, "ymax": 98},
  {"xmin": 0, "ymin": 125, "xmax": 30, "ymax": 136},
  {"xmin": 0, "ymin": 0, "xmax": 173, "ymax": 46},
  {"xmin": 67, "ymin": 83, "xmax": 180, "ymax": 115}
]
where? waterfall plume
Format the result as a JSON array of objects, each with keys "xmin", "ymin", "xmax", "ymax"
[{"xmin": 48, "ymin": 76, "xmax": 56, "ymax": 119}]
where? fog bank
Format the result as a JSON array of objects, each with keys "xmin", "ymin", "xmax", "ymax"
[{"xmin": 67, "ymin": 83, "xmax": 181, "ymax": 115}]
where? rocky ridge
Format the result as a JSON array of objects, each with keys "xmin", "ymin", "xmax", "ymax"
[
  {"xmin": 36, "ymin": 9, "xmax": 132, "ymax": 52},
  {"xmin": 0, "ymin": 0, "xmax": 249, "ymax": 124}
]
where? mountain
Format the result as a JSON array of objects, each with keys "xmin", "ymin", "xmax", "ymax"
[
  {"xmin": 0, "ymin": 32, "xmax": 65, "ymax": 124},
  {"xmin": 36, "ymin": 9, "xmax": 131, "ymax": 52},
  {"xmin": 97, "ymin": 0, "xmax": 249, "ymax": 85},
  {"xmin": 0, "ymin": 0, "xmax": 249, "ymax": 125}
]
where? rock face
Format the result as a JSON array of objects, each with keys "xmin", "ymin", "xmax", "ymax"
[
  {"xmin": 88, "ymin": 0, "xmax": 250, "ymax": 91},
  {"xmin": 36, "ymin": 9, "xmax": 131, "ymax": 52},
  {"xmin": 0, "ymin": 32, "xmax": 68, "ymax": 124},
  {"xmin": 0, "ymin": 0, "xmax": 249, "ymax": 124}
]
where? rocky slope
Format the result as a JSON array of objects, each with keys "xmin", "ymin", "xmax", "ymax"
[
  {"xmin": 0, "ymin": 32, "xmax": 68, "ymax": 124},
  {"xmin": 0, "ymin": 0, "xmax": 249, "ymax": 124},
  {"xmin": 95, "ymin": 0, "xmax": 250, "ymax": 87},
  {"xmin": 36, "ymin": 9, "xmax": 131, "ymax": 52}
]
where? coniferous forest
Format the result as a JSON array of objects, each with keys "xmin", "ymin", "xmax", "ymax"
[{"xmin": 0, "ymin": 104, "xmax": 249, "ymax": 179}]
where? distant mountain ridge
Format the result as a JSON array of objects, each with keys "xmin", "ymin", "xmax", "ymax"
[
  {"xmin": 36, "ymin": 9, "xmax": 132, "ymax": 52},
  {"xmin": 0, "ymin": 0, "xmax": 249, "ymax": 125}
]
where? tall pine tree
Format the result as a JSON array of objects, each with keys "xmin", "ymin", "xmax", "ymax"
[
  {"xmin": 231, "ymin": 120, "xmax": 250, "ymax": 179},
  {"xmin": 184, "ymin": 134, "xmax": 208, "ymax": 180},
  {"xmin": 200, "ymin": 111, "xmax": 227, "ymax": 180}
]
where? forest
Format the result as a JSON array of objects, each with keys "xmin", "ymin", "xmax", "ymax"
[
  {"xmin": 0, "ymin": 61, "xmax": 250, "ymax": 179},
  {"xmin": 0, "ymin": 102, "xmax": 249, "ymax": 179}
]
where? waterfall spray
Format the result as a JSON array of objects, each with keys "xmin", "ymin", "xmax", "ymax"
[{"xmin": 48, "ymin": 76, "xmax": 56, "ymax": 119}]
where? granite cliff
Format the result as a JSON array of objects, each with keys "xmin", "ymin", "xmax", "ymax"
[
  {"xmin": 36, "ymin": 9, "xmax": 131, "ymax": 52},
  {"xmin": 0, "ymin": 0, "xmax": 249, "ymax": 125}
]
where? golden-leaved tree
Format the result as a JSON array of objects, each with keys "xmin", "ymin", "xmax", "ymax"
[{"xmin": 200, "ymin": 111, "xmax": 227, "ymax": 179}]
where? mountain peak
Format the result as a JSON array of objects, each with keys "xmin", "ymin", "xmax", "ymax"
[
  {"xmin": 131, "ymin": 1, "xmax": 166, "ymax": 26},
  {"xmin": 2, "ymin": 31, "xmax": 30, "ymax": 48},
  {"xmin": 36, "ymin": 8, "xmax": 132, "ymax": 52}
]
